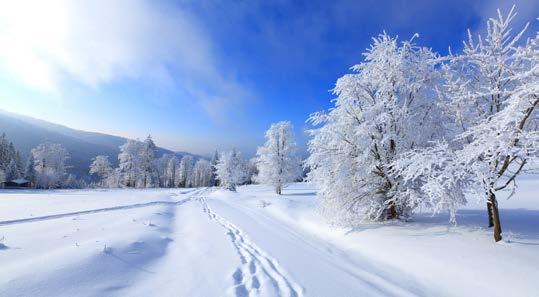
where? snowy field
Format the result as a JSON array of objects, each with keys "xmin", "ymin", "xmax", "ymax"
[{"xmin": 0, "ymin": 180, "xmax": 538, "ymax": 297}]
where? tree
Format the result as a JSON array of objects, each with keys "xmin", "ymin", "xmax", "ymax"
[
  {"xmin": 178, "ymin": 156, "xmax": 195, "ymax": 187},
  {"xmin": 32, "ymin": 143, "xmax": 70, "ymax": 189},
  {"xmin": 192, "ymin": 159, "xmax": 213, "ymax": 187},
  {"xmin": 64, "ymin": 174, "xmax": 85, "ymax": 189},
  {"xmin": 0, "ymin": 134, "xmax": 20, "ymax": 174},
  {"xmin": 306, "ymin": 32, "xmax": 442, "ymax": 224},
  {"xmin": 155, "ymin": 154, "xmax": 172, "ymax": 187},
  {"xmin": 15, "ymin": 151, "xmax": 23, "ymax": 176},
  {"xmin": 137, "ymin": 135, "xmax": 158, "ymax": 188},
  {"xmin": 165, "ymin": 156, "xmax": 179, "ymax": 188},
  {"xmin": 215, "ymin": 149, "xmax": 248, "ymax": 191},
  {"xmin": 5, "ymin": 159, "xmax": 20, "ymax": 181},
  {"xmin": 246, "ymin": 158, "xmax": 258, "ymax": 185},
  {"xmin": 393, "ymin": 7, "xmax": 538, "ymax": 242},
  {"xmin": 89, "ymin": 155, "xmax": 114, "ymax": 187},
  {"xmin": 255, "ymin": 121, "xmax": 302, "ymax": 194},
  {"xmin": 24, "ymin": 154, "xmax": 36, "ymax": 186},
  {"xmin": 437, "ymin": 7, "xmax": 537, "ymax": 241},
  {"xmin": 118, "ymin": 139, "xmax": 143, "ymax": 188},
  {"xmin": 210, "ymin": 150, "xmax": 220, "ymax": 186},
  {"xmin": 0, "ymin": 133, "xmax": 11, "ymax": 170},
  {"xmin": 0, "ymin": 169, "xmax": 5, "ymax": 186}
]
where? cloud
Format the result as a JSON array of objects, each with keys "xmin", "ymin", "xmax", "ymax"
[
  {"xmin": 0, "ymin": 0, "xmax": 253, "ymax": 118},
  {"xmin": 472, "ymin": 0, "xmax": 538, "ymax": 26}
]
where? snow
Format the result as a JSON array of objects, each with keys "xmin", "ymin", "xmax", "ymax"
[{"xmin": 1, "ymin": 180, "xmax": 538, "ymax": 296}]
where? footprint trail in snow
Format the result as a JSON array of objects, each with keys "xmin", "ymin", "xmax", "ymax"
[{"xmin": 197, "ymin": 195, "xmax": 304, "ymax": 297}]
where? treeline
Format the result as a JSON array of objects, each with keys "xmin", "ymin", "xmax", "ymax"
[
  {"xmin": 0, "ymin": 133, "xmax": 24, "ymax": 184},
  {"xmin": 0, "ymin": 132, "xmax": 262, "ymax": 190},
  {"xmin": 89, "ymin": 136, "xmax": 259, "ymax": 190},
  {"xmin": 0, "ymin": 134, "xmax": 79, "ymax": 189}
]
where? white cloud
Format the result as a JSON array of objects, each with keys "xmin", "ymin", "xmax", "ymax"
[{"xmin": 0, "ymin": 0, "xmax": 253, "ymax": 117}]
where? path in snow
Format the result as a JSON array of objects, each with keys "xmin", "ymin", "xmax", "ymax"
[
  {"xmin": 0, "ymin": 197, "xmax": 193, "ymax": 226},
  {"xmin": 196, "ymin": 193, "xmax": 304, "ymax": 297}
]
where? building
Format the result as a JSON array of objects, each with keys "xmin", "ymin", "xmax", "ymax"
[{"xmin": 2, "ymin": 178, "xmax": 31, "ymax": 189}]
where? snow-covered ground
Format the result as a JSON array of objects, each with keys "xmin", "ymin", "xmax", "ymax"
[{"xmin": 0, "ymin": 179, "xmax": 537, "ymax": 297}]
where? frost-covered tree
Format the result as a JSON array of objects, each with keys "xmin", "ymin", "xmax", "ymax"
[
  {"xmin": 246, "ymin": 158, "xmax": 258, "ymax": 185},
  {"xmin": 0, "ymin": 169, "xmax": 5, "ymax": 186},
  {"xmin": 118, "ymin": 139, "xmax": 143, "ymax": 188},
  {"xmin": 155, "ymin": 154, "xmax": 171, "ymax": 187},
  {"xmin": 32, "ymin": 143, "xmax": 69, "ymax": 189},
  {"xmin": 210, "ymin": 150, "xmax": 220, "ymax": 186},
  {"xmin": 0, "ymin": 133, "xmax": 12, "ymax": 170},
  {"xmin": 140, "ymin": 135, "xmax": 158, "ymax": 188},
  {"xmin": 117, "ymin": 137, "xmax": 160, "ymax": 188},
  {"xmin": 215, "ymin": 149, "xmax": 248, "ymax": 191},
  {"xmin": 255, "ymin": 121, "xmax": 302, "ymax": 194},
  {"xmin": 306, "ymin": 33, "xmax": 442, "ymax": 224},
  {"xmin": 64, "ymin": 174, "xmax": 85, "ymax": 189},
  {"xmin": 400, "ymin": 8, "xmax": 537, "ymax": 242},
  {"xmin": 0, "ymin": 134, "xmax": 19, "ymax": 174},
  {"xmin": 177, "ymin": 156, "xmax": 194, "ymax": 187},
  {"xmin": 5, "ymin": 159, "xmax": 20, "ymax": 181},
  {"xmin": 24, "ymin": 154, "xmax": 36, "ymax": 186},
  {"xmin": 192, "ymin": 159, "xmax": 213, "ymax": 187},
  {"xmin": 165, "ymin": 156, "xmax": 178, "ymax": 188},
  {"xmin": 89, "ymin": 155, "xmax": 114, "ymax": 187}
]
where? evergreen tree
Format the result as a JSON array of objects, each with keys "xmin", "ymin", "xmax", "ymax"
[
  {"xmin": 5, "ymin": 159, "xmax": 20, "ymax": 181},
  {"xmin": 24, "ymin": 154, "xmax": 36, "ymax": 186},
  {"xmin": 210, "ymin": 150, "xmax": 220, "ymax": 186},
  {"xmin": 140, "ymin": 135, "xmax": 158, "ymax": 188}
]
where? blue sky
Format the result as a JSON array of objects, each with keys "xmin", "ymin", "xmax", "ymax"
[{"xmin": 0, "ymin": 0, "xmax": 537, "ymax": 156}]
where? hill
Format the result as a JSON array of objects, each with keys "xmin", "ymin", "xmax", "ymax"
[{"xmin": 0, "ymin": 110, "xmax": 201, "ymax": 177}]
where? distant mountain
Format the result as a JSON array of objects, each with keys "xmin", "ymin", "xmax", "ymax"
[{"xmin": 0, "ymin": 110, "xmax": 202, "ymax": 177}]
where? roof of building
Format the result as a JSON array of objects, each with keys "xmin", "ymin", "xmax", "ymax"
[{"xmin": 9, "ymin": 178, "xmax": 30, "ymax": 184}]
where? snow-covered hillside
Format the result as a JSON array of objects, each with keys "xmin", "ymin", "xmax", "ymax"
[{"xmin": 0, "ymin": 181, "xmax": 537, "ymax": 297}]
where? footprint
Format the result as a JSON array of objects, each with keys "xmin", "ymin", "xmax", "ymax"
[{"xmin": 199, "ymin": 198, "xmax": 304, "ymax": 297}]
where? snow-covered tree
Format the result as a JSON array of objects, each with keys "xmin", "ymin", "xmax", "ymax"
[
  {"xmin": 255, "ymin": 121, "xmax": 302, "ymax": 194},
  {"xmin": 177, "ymin": 155, "xmax": 195, "ymax": 187},
  {"xmin": 64, "ymin": 174, "xmax": 85, "ymax": 189},
  {"xmin": 117, "ymin": 137, "xmax": 160, "ymax": 188},
  {"xmin": 118, "ymin": 139, "xmax": 143, "ymax": 188},
  {"xmin": 210, "ymin": 150, "xmax": 220, "ymax": 186},
  {"xmin": 0, "ymin": 169, "xmax": 5, "ymax": 186},
  {"xmin": 32, "ymin": 143, "xmax": 70, "ymax": 189},
  {"xmin": 306, "ymin": 32, "xmax": 442, "ymax": 224},
  {"xmin": 89, "ymin": 155, "xmax": 114, "ymax": 187},
  {"xmin": 24, "ymin": 154, "xmax": 36, "ymax": 186},
  {"xmin": 0, "ymin": 133, "xmax": 11, "ymax": 170},
  {"xmin": 400, "ymin": 8, "xmax": 537, "ymax": 241},
  {"xmin": 155, "ymin": 154, "xmax": 171, "ymax": 187},
  {"xmin": 246, "ymin": 158, "xmax": 258, "ymax": 185},
  {"xmin": 0, "ymin": 134, "xmax": 19, "ymax": 175},
  {"xmin": 215, "ymin": 149, "xmax": 248, "ymax": 191},
  {"xmin": 165, "ymin": 156, "xmax": 179, "ymax": 188},
  {"xmin": 139, "ymin": 135, "xmax": 158, "ymax": 188},
  {"xmin": 4, "ymin": 159, "xmax": 20, "ymax": 181},
  {"xmin": 192, "ymin": 159, "xmax": 213, "ymax": 187}
]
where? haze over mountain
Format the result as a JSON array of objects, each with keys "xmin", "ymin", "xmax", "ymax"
[{"xmin": 0, "ymin": 110, "xmax": 202, "ymax": 177}]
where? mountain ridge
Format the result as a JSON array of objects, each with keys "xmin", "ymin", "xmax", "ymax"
[{"xmin": 0, "ymin": 110, "xmax": 202, "ymax": 177}]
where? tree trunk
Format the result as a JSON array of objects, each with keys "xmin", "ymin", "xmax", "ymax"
[
  {"xmin": 387, "ymin": 202, "xmax": 398, "ymax": 220},
  {"xmin": 276, "ymin": 184, "xmax": 282, "ymax": 195},
  {"xmin": 488, "ymin": 190, "xmax": 502, "ymax": 242},
  {"xmin": 487, "ymin": 201, "xmax": 494, "ymax": 227}
]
